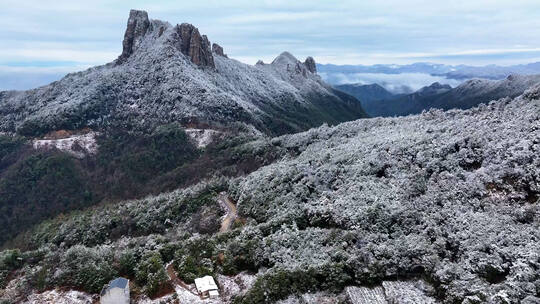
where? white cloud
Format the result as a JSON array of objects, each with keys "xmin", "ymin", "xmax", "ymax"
[
  {"xmin": 0, "ymin": 48, "xmax": 117, "ymax": 64},
  {"xmin": 320, "ymin": 72, "xmax": 464, "ymax": 93},
  {"xmin": 219, "ymin": 11, "xmax": 325, "ymax": 24},
  {"xmin": 0, "ymin": 65, "xmax": 90, "ymax": 74}
]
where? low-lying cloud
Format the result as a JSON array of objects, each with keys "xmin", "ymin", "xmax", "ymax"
[
  {"xmin": 0, "ymin": 65, "xmax": 88, "ymax": 91},
  {"xmin": 320, "ymin": 72, "xmax": 465, "ymax": 94}
]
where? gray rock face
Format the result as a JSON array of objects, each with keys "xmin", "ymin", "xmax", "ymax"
[
  {"xmin": 270, "ymin": 52, "xmax": 316, "ymax": 78},
  {"xmin": 175, "ymin": 23, "xmax": 215, "ymax": 67},
  {"xmin": 304, "ymin": 56, "xmax": 317, "ymax": 73},
  {"xmin": 212, "ymin": 43, "xmax": 227, "ymax": 57},
  {"xmin": 118, "ymin": 9, "xmax": 150, "ymax": 63}
]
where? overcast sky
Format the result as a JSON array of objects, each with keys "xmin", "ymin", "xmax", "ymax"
[{"xmin": 2, "ymin": 0, "xmax": 540, "ymax": 90}]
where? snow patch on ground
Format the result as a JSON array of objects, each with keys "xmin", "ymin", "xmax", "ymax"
[
  {"xmin": 33, "ymin": 132, "xmax": 98, "ymax": 158},
  {"xmin": 277, "ymin": 292, "xmax": 342, "ymax": 304},
  {"xmin": 0, "ymin": 275, "xmax": 26, "ymax": 303},
  {"xmin": 138, "ymin": 285, "xmax": 220, "ymax": 304},
  {"xmin": 23, "ymin": 289, "xmax": 94, "ymax": 304},
  {"xmin": 217, "ymin": 272, "xmax": 257, "ymax": 303},
  {"xmin": 345, "ymin": 286, "xmax": 387, "ymax": 304},
  {"xmin": 345, "ymin": 281, "xmax": 437, "ymax": 304},
  {"xmin": 185, "ymin": 129, "xmax": 220, "ymax": 148}
]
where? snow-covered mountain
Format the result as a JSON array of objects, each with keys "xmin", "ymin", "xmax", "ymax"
[
  {"xmin": 0, "ymin": 10, "xmax": 367, "ymax": 137},
  {"xmin": 436, "ymin": 62, "xmax": 540, "ymax": 80},
  {"xmin": 430, "ymin": 74, "xmax": 540, "ymax": 110},
  {"xmin": 360, "ymin": 74, "xmax": 540, "ymax": 117}
]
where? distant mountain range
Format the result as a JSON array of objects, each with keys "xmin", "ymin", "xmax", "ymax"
[
  {"xmin": 0, "ymin": 10, "xmax": 366, "ymax": 138},
  {"xmin": 318, "ymin": 62, "xmax": 540, "ymax": 81},
  {"xmin": 336, "ymin": 74, "xmax": 540, "ymax": 117}
]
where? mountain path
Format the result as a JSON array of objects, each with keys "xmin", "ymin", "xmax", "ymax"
[{"xmin": 218, "ymin": 192, "xmax": 237, "ymax": 233}]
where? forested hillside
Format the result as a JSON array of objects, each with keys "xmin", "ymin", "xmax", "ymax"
[{"xmin": 2, "ymin": 84, "xmax": 538, "ymax": 303}]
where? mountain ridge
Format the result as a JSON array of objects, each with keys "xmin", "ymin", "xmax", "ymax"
[{"xmin": 339, "ymin": 74, "xmax": 540, "ymax": 117}]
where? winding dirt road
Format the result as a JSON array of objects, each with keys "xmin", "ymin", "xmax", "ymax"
[{"xmin": 218, "ymin": 192, "xmax": 237, "ymax": 233}]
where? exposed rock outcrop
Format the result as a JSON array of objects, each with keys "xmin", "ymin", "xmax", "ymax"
[
  {"xmin": 304, "ymin": 56, "xmax": 317, "ymax": 73},
  {"xmin": 175, "ymin": 23, "xmax": 215, "ymax": 67},
  {"xmin": 212, "ymin": 43, "xmax": 227, "ymax": 58},
  {"xmin": 271, "ymin": 52, "xmax": 318, "ymax": 78},
  {"xmin": 118, "ymin": 9, "xmax": 150, "ymax": 63}
]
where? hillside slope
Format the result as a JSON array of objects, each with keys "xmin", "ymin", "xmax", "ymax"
[
  {"xmin": 430, "ymin": 74, "xmax": 540, "ymax": 110},
  {"xmin": 334, "ymin": 83, "xmax": 395, "ymax": 102},
  {"xmin": 2, "ymin": 84, "xmax": 539, "ymax": 303},
  {"xmin": 334, "ymin": 83, "xmax": 397, "ymax": 115},
  {"xmin": 0, "ymin": 10, "xmax": 367, "ymax": 137}
]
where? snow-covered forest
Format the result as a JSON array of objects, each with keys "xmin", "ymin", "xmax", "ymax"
[{"xmin": 2, "ymin": 84, "xmax": 538, "ymax": 303}]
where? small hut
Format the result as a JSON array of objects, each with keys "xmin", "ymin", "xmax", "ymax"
[{"xmin": 194, "ymin": 275, "xmax": 219, "ymax": 299}]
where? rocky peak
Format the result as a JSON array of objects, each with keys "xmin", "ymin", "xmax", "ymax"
[
  {"xmin": 212, "ymin": 43, "xmax": 227, "ymax": 58},
  {"xmin": 272, "ymin": 51, "xmax": 298, "ymax": 66},
  {"xmin": 175, "ymin": 23, "xmax": 215, "ymax": 68},
  {"xmin": 304, "ymin": 56, "xmax": 316, "ymax": 73},
  {"xmin": 117, "ymin": 10, "xmax": 150, "ymax": 63},
  {"xmin": 271, "ymin": 52, "xmax": 318, "ymax": 77}
]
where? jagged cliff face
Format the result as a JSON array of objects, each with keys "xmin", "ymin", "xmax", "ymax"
[
  {"xmin": 0, "ymin": 10, "xmax": 367, "ymax": 137},
  {"xmin": 119, "ymin": 10, "xmax": 214, "ymax": 67},
  {"xmin": 304, "ymin": 56, "xmax": 316, "ymax": 74},
  {"xmin": 212, "ymin": 43, "xmax": 227, "ymax": 58},
  {"xmin": 173, "ymin": 23, "xmax": 215, "ymax": 67},
  {"xmin": 118, "ymin": 10, "xmax": 151, "ymax": 63}
]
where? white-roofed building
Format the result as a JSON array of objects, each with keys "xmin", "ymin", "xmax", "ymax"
[{"xmin": 194, "ymin": 275, "xmax": 219, "ymax": 299}]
